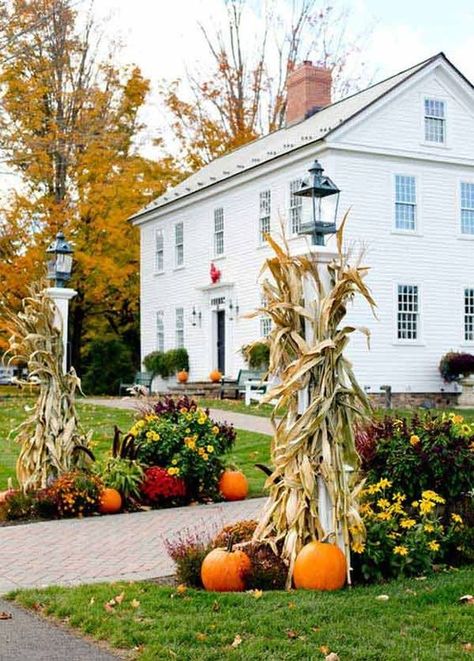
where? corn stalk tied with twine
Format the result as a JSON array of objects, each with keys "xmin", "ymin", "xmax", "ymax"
[
  {"xmin": 248, "ymin": 215, "xmax": 376, "ymax": 588},
  {"xmin": 5, "ymin": 283, "xmax": 92, "ymax": 492}
]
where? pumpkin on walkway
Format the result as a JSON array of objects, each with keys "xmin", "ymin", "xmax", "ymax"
[
  {"xmin": 219, "ymin": 469, "xmax": 248, "ymax": 501},
  {"xmin": 98, "ymin": 487, "xmax": 122, "ymax": 514},
  {"xmin": 201, "ymin": 537, "xmax": 251, "ymax": 592},
  {"xmin": 293, "ymin": 539, "xmax": 347, "ymax": 591}
]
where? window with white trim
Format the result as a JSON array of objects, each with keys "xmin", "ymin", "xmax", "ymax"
[
  {"xmin": 465, "ymin": 288, "xmax": 474, "ymax": 341},
  {"xmin": 397, "ymin": 285, "xmax": 419, "ymax": 340},
  {"xmin": 214, "ymin": 207, "xmax": 224, "ymax": 256},
  {"xmin": 260, "ymin": 294, "xmax": 271, "ymax": 337},
  {"xmin": 395, "ymin": 175, "xmax": 416, "ymax": 231},
  {"xmin": 175, "ymin": 307, "xmax": 184, "ymax": 348},
  {"xmin": 259, "ymin": 190, "xmax": 271, "ymax": 244},
  {"xmin": 175, "ymin": 222, "xmax": 184, "ymax": 266},
  {"xmin": 461, "ymin": 182, "xmax": 474, "ymax": 235},
  {"xmin": 289, "ymin": 179, "xmax": 303, "ymax": 234},
  {"xmin": 155, "ymin": 229, "xmax": 164, "ymax": 272},
  {"xmin": 424, "ymin": 98, "xmax": 445, "ymax": 143},
  {"xmin": 156, "ymin": 311, "xmax": 164, "ymax": 352}
]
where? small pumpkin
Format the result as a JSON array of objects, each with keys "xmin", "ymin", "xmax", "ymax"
[
  {"xmin": 201, "ymin": 537, "xmax": 251, "ymax": 592},
  {"xmin": 98, "ymin": 487, "xmax": 122, "ymax": 515},
  {"xmin": 209, "ymin": 369, "xmax": 222, "ymax": 383},
  {"xmin": 177, "ymin": 370, "xmax": 189, "ymax": 384},
  {"xmin": 293, "ymin": 539, "xmax": 346, "ymax": 591},
  {"xmin": 219, "ymin": 470, "xmax": 249, "ymax": 501}
]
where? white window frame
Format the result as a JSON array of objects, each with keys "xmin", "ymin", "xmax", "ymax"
[
  {"xmin": 394, "ymin": 175, "xmax": 417, "ymax": 232},
  {"xmin": 423, "ymin": 97, "xmax": 446, "ymax": 145},
  {"xmin": 289, "ymin": 179, "xmax": 303, "ymax": 235},
  {"xmin": 259, "ymin": 190, "xmax": 271, "ymax": 245},
  {"xmin": 460, "ymin": 182, "xmax": 474, "ymax": 236},
  {"xmin": 465, "ymin": 288, "xmax": 474, "ymax": 342},
  {"xmin": 259, "ymin": 294, "xmax": 271, "ymax": 337},
  {"xmin": 154, "ymin": 229, "xmax": 164, "ymax": 273},
  {"xmin": 175, "ymin": 307, "xmax": 184, "ymax": 348},
  {"xmin": 156, "ymin": 311, "xmax": 164, "ymax": 352},
  {"xmin": 396, "ymin": 284, "xmax": 420, "ymax": 342},
  {"xmin": 174, "ymin": 222, "xmax": 184, "ymax": 267},
  {"xmin": 214, "ymin": 207, "xmax": 224, "ymax": 256}
]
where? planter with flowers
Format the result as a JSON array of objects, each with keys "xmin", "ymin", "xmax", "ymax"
[{"xmin": 439, "ymin": 351, "xmax": 474, "ymax": 406}]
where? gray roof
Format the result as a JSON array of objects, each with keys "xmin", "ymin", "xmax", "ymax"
[{"xmin": 130, "ymin": 53, "xmax": 446, "ymax": 223}]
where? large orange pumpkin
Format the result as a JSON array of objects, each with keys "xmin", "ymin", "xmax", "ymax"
[
  {"xmin": 98, "ymin": 488, "xmax": 122, "ymax": 514},
  {"xmin": 293, "ymin": 540, "xmax": 346, "ymax": 591},
  {"xmin": 219, "ymin": 470, "xmax": 248, "ymax": 501},
  {"xmin": 209, "ymin": 369, "xmax": 222, "ymax": 383},
  {"xmin": 201, "ymin": 539, "xmax": 251, "ymax": 592}
]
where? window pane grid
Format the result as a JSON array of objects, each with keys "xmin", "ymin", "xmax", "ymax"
[
  {"xmin": 155, "ymin": 230, "xmax": 164, "ymax": 272},
  {"xmin": 175, "ymin": 222, "xmax": 184, "ymax": 266},
  {"xmin": 424, "ymin": 98, "xmax": 445, "ymax": 143},
  {"xmin": 175, "ymin": 307, "xmax": 184, "ymax": 348},
  {"xmin": 289, "ymin": 179, "xmax": 302, "ymax": 234},
  {"xmin": 214, "ymin": 207, "xmax": 224, "ymax": 255},
  {"xmin": 259, "ymin": 191, "xmax": 271, "ymax": 244},
  {"xmin": 156, "ymin": 311, "xmax": 164, "ymax": 352},
  {"xmin": 397, "ymin": 285, "xmax": 418, "ymax": 340},
  {"xmin": 260, "ymin": 317, "xmax": 272, "ymax": 338},
  {"xmin": 465, "ymin": 288, "xmax": 474, "ymax": 341},
  {"xmin": 395, "ymin": 175, "xmax": 416, "ymax": 230},
  {"xmin": 461, "ymin": 183, "xmax": 474, "ymax": 234}
]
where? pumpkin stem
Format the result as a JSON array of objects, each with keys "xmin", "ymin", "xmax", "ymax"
[{"xmin": 226, "ymin": 534, "xmax": 234, "ymax": 553}]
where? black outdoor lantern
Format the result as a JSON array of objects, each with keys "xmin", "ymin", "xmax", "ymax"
[
  {"xmin": 295, "ymin": 159, "xmax": 341, "ymax": 246},
  {"xmin": 46, "ymin": 231, "xmax": 74, "ymax": 287}
]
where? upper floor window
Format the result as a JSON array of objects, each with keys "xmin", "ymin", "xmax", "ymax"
[
  {"xmin": 259, "ymin": 190, "xmax": 271, "ymax": 244},
  {"xmin": 424, "ymin": 98, "xmax": 445, "ymax": 144},
  {"xmin": 289, "ymin": 179, "xmax": 303, "ymax": 234},
  {"xmin": 156, "ymin": 311, "xmax": 164, "ymax": 352},
  {"xmin": 465, "ymin": 288, "xmax": 474, "ymax": 342},
  {"xmin": 175, "ymin": 222, "xmax": 184, "ymax": 267},
  {"xmin": 397, "ymin": 284, "xmax": 419, "ymax": 340},
  {"xmin": 155, "ymin": 229, "xmax": 164, "ymax": 273},
  {"xmin": 395, "ymin": 175, "xmax": 416, "ymax": 231},
  {"xmin": 214, "ymin": 208, "xmax": 224, "ymax": 256},
  {"xmin": 175, "ymin": 307, "xmax": 184, "ymax": 348},
  {"xmin": 461, "ymin": 182, "xmax": 474, "ymax": 235}
]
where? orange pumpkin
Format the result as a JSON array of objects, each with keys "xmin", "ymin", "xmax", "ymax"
[
  {"xmin": 98, "ymin": 488, "xmax": 122, "ymax": 514},
  {"xmin": 209, "ymin": 369, "xmax": 222, "ymax": 383},
  {"xmin": 177, "ymin": 370, "xmax": 189, "ymax": 384},
  {"xmin": 293, "ymin": 540, "xmax": 347, "ymax": 591},
  {"xmin": 219, "ymin": 470, "xmax": 249, "ymax": 501},
  {"xmin": 201, "ymin": 538, "xmax": 251, "ymax": 592}
]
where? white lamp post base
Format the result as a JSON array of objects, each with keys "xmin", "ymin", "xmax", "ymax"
[{"xmin": 45, "ymin": 287, "xmax": 77, "ymax": 373}]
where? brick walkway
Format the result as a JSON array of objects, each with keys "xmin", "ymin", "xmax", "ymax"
[{"xmin": 0, "ymin": 498, "xmax": 265, "ymax": 594}]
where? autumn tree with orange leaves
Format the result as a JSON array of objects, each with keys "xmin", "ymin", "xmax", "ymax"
[
  {"xmin": 161, "ymin": 0, "xmax": 371, "ymax": 170},
  {"xmin": 0, "ymin": 0, "xmax": 180, "ymax": 370}
]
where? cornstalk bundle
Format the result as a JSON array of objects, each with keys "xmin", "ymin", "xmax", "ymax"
[
  {"xmin": 5, "ymin": 284, "xmax": 91, "ymax": 491},
  {"xmin": 251, "ymin": 218, "xmax": 376, "ymax": 587}
]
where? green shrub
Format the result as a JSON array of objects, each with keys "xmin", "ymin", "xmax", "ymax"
[
  {"xmin": 143, "ymin": 348, "xmax": 189, "ymax": 377},
  {"xmin": 0, "ymin": 490, "xmax": 35, "ymax": 521},
  {"xmin": 92, "ymin": 457, "xmax": 144, "ymax": 503},
  {"xmin": 242, "ymin": 342, "xmax": 269, "ymax": 369},
  {"xmin": 82, "ymin": 338, "xmax": 135, "ymax": 395}
]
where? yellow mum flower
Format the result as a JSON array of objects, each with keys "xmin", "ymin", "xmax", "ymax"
[
  {"xmin": 206, "ymin": 445, "xmax": 214, "ymax": 453},
  {"xmin": 423, "ymin": 523, "xmax": 435, "ymax": 533},
  {"xmin": 202, "ymin": 453, "xmax": 209, "ymax": 461},
  {"xmin": 452, "ymin": 414, "xmax": 464, "ymax": 424},
  {"xmin": 185, "ymin": 438, "xmax": 196, "ymax": 450},
  {"xmin": 420, "ymin": 499, "xmax": 435, "ymax": 515},
  {"xmin": 390, "ymin": 503, "xmax": 405, "ymax": 515},
  {"xmin": 393, "ymin": 545, "xmax": 409, "ymax": 556},
  {"xmin": 412, "ymin": 500, "xmax": 419, "ymax": 508},
  {"xmin": 198, "ymin": 447, "xmax": 205, "ymax": 455},
  {"xmin": 172, "ymin": 459, "xmax": 178, "ymax": 465},
  {"xmin": 451, "ymin": 513, "xmax": 463, "ymax": 525},
  {"xmin": 428, "ymin": 540, "xmax": 440, "ymax": 552},
  {"xmin": 351, "ymin": 541, "xmax": 365, "ymax": 554},
  {"xmin": 136, "ymin": 420, "xmax": 145, "ymax": 428},
  {"xmin": 366, "ymin": 484, "xmax": 381, "ymax": 495},
  {"xmin": 180, "ymin": 407, "xmax": 188, "ymax": 414},
  {"xmin": 377, "ymin": 478, "xmax": 392, "ymax": 489},
  {"xmin": 400, "ymin": 518, "xmax": 416, "ymax": 529},
  {"xmin": 360, "ymin": 503, "xmax": 374, "ymax": 516},
  {"xmin": 421, "ymin": 490, "xmax": 445, "ymax": 504},
  {"xmin": 377, "ymin": 498, "xmax": 390, "ymax": 510},
  {"xmin": 212, "ymin": 426, "xmax": 220, "ymax": 435},
  {"xmin": 392, "ymin": 492, "xmax": 406, "ymax": 502},
  {"xmin": 409, "ymin": 434, "xmax": 420, "ymax": 446},
  {"xmin": 377, "ymin": 511, "xmax": 392, "ymax": 521}
]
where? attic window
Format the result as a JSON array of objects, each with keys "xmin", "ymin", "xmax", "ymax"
[{"xmin": 424, "ymin": 98, "xmax": 445, "ymax": 143}]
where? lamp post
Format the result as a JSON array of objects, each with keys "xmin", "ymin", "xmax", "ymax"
[
  {"xmin": 294, "ymin": 159, "xmax": 340, "ymax": 246},
  {"xmin": 45, "ymin": 231, "xmax": 77, "ymax": 373}
]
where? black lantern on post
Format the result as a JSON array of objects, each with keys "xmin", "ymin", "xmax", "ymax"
[
  {"xmin": 294, "ymin": 159, "xmax": 340, "ymax": 246},
  {"xmin": 46, "ymin": 231, "xmax": 74, "ymax": 287}
]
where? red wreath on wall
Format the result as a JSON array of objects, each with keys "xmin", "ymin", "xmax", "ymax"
[{"xmin": 210, "ymin": 262, "xmax": 221, "ymax": 284}]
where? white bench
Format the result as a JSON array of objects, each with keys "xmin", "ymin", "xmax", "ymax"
[{"xmin": 244, "ymin": 378, "xmax": 278, "ymax": 406}]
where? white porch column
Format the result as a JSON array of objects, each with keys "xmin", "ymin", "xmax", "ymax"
[{"xmin": 45, "ymin": 287, "xmax": 77, "ymax": 373}]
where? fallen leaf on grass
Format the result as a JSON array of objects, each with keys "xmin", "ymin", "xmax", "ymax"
[
  {"xmin": 114, "ymin": 592, "xmax": 125, "ymax": 605},
  {"xmin": 212, "ymin": 600, "xmax": 220, "ymax": 612},
  {"xmin": 231, "ymin": 634, "xmax": 242, "ymax": 648},
  {"xmin": 104, "ymin": 602, "xmax": 115, "ymax": 613},
  {"xmin": 0, "ymin": 612, "xmax": 12, "ymax": 620},
  {"xmin": 288, "ymin": 601, "xmax": 296, "ymax": 609},
  {"xmin": 196, "ymin": 632, "xmax": 207, "ymax": 641},
  {"xmin": 287, "ymin": 630, "xmax": 299, "ymax": 639},
  {"xmin": 131, "ymin": 599, "xmax": 140, "ymax": 609},
  {"xmin": 459, "ymin": 595, "xmax": 474, "ymax": 605},
  {"xmin": 247, "ymin": 589, "xmax": 263, "ymax": 599},
  {"xmin": 311, "ymin": 626, "xmax": 321, "ymax": 633},
  {"xmin": 89, "ymin": 597, "xmax": 95, "ymax": 606},
  {"xmin": 376, "ymin": 594, "xmax": 389, "ymax": 601},
  {"xmin": 320, "ymin": 646, "xmax": 330, "ymax": 655},
  {"xmin": 462, "ymin": 643, "xmax": 472, "ymax": 652},
  {"xmin": 176, "ymin": 584, "xmax": 187, "ymax": 594}
]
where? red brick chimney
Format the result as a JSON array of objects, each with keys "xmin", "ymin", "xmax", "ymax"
[{"xmin": 286, "ymin": 61, "xmax": 332, "ymax": 126}]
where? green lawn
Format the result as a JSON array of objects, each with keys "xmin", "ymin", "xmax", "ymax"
[
  {"xmin": 8, "ymin": 567, "xmax": 474, "ymax": 660},
  {"xmin": 0, "ymin": 397, "xmax": 270, "ymax": 494}
]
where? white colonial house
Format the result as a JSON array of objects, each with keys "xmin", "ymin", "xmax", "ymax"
[{"xmin": 130, "ymin": 53, "xmax": 474, "ymax": 405}]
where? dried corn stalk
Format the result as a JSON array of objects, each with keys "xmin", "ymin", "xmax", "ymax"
[
  {"xmin": 5, "ymin": 283, "xmax": 92, "ymax": 491},
  {"xmin": 251, "ymin": 216, "xmax": 376, "ymax": 587}
]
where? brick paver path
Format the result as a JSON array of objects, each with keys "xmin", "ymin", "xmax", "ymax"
[
  {"xmin": 83, "ymin": 397, "xmax": 274, "ymax": 435},
  {"xmin": 0, "ymin": 498, "xmax": 265, "ymax": 594}
]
